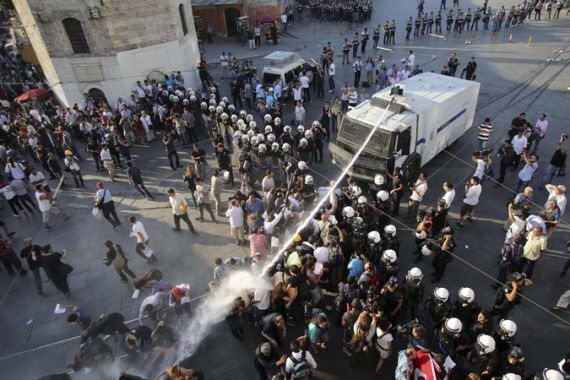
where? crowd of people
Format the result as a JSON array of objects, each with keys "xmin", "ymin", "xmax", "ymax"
[{"xmin": 0, "ymin": 2, "xmax": 569, "ymax": 380}]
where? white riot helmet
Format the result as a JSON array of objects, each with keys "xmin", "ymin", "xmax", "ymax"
[
  {"xmin": 264, "ymin": 114, "xmax": 272, "ymax": 123},
  {"xmin": 298, "ymin": 161, "xmax": 308, "ymax": 170},
  {"xmin": 342, "ymin": 206, "xmax": 355, "ymax": 218},
  {"xmin": 209, "ymin": 98, "xmax": 217, "ymax": 106},
  {"xmin": 501, "ymin": 374, "xmax": 522, "ymax": 380},
  {"xmin": 182, "ymin": 98, "xmax": 190, "ymax": 106},
  {"xmin": 374, "ymin": 174, "xmax": 385, "ymax": 186},
  {"xmin": 162, "ymin": 90, "xmax": 169, "ymax": 96},
  {"xmin": 221, "ymin": 96, "xmax": 229, "ymax": 103},
  {"xmin": 367, "ymin": 230, "xmax": 381, "ymax": 244},
  {"xmin": 241, "ymin": 135, "xmax": 249, "ymax": 143},
  {"xmin": 284, "ymin": 125, "xmax": 292, "ymax": 133},
  {"xmin": 219, "ymin": 101, "xmax": 226, "ymax": 109},
  {"xmin": 305, "ymin": 130, "xmax": 314, "ymax": 139},
  {"xmin": 172, "ymin": 96, "xmax": 179, "ymax": 103},
  {"xmin": 434, "ymin": 287, "xmax": 450, "ymax": 302},
  {"xmin": 352, "ymin": 186, "xmax": 362, "ymax": 197},
  {"xmin": 208, "ymin": 106, "xmax": 216, "ymax": 114},
  {"xmin": 305, "ymin": 175, "xmax": 314, "ymax": 185},
  {"xmin": 312, "ymin": 120, "xmax": 321, "ymax": 128},
  {"xmin": 230, "ymin": 114, "xmax": 238, "ymax": 123},
  {"xmin": 421, "ymin": 244, "xmax": 434, "ymax": 256},
  {"xmin": 381, "ymin": 249, "xmax": 397, "ymax": 263},
  {"xmin": 498, "ymin": 319, "xmax": 517, "ymax": 338},
  {"xmin": 475, "ymin": 334, "xmax": 496, "ymax": 355},
  {"xmin": 297, "ymin": 125, "xmax": 305, "ymax": 134},
  {"xmin": 216, "ymin": 106, "xmax": 223, "ymax": 114},
  {"xmin": 221, "ymin": 112, "xmax": 229, "ymax": 120},
  {"xmin": 249, "ymin": 121, "xmax": 257, "ymax": 130},
  {"xmin": 200, "ymin": 101, "xmax": 207, "ymax": 109},
  {"xmin": 265, "ymin": 125, "xmax": 273, "ymax": 134},
  {"xmin": 246, "ymin": 114, "xmax": 253, "ymax": 123},
  {"xmin": 357, "ymin": 195, "xmax": 367, "ymax": 204},
  {"xmin": 458, "ymin": 287, "xmax": 475, "ymax": 304},
  {"xmin": 234, "ymin": 131, "xmax": 242, "ymax": 140},
  {"xmin": 444, "ymin": 317, "xmax": 463, "ymax": 338},
  {"xmin": 228, "ymin": 104, "xmax": 235, "ymax": 112},
  {"xmin": 376, "ymin": 190, "xmax": 389, "ymax": 202},
  {"xmin": 239, "ymin": 110, "xmax": 247, "ymax": 117},
  {"xmin": 384, "ymin": 224, "xmax": 397, "ymax": 237},
  {"xmin": 258, "ymin": 144, "xmax": 267, "ymax": 153},
  {"xmin": 257, "ymin": 133, "xmax": 265, "ymax": 142},
  {"xmin": 250, "ymin": 136, "xmax": 259, "ymax": 146},
  {"xmin": 176, "ymin": 90, "xmax": 184, "ymax": 97},
  {"xmin": 271, "ymin": 142, "xmax": 280, "ymax": 151},
  {"xmin": 267, "ymin": 134, "xmax": 276, "ymax": 142},
  {"xmin": 247, "ymin": 130, "xmax": 255, "ymax": 138},
  {"xmin": 274, "ymin": 117, "xmax": 282, "ymax": 125},
  {"xmin": 282, "ymin": 143, "xmax": 291, "ymax": 152},
  {"xmin": 541, "ymin": 370, "xmax": 564, "ymax": 380},
  {"xmin": 209, "ymin": 93, "xmax": 216, "ymax": 99},
  {"xmin": 190, "ymin": 95, "xmax": 197, "ymax": 102},
  {"xmin": 406, "ymin": 267, "xmax": 423, "ymax": 282},
  {"xmin": 299, "ymin": 138, "xmax": 308, "ymax": 147}
]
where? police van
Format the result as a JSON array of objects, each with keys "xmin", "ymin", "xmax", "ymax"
[
  {"xmin": 329, "ymin": 72, "xmax": 480, "ymax": 182},
  {"xmin": 262, "ymin": 51, "xmax": 314, "ymax": 95}
]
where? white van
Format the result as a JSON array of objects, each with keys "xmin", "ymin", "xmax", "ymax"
[{"xmin": 262, "ymin": 51, "xmax": 314, "ymax": 92}]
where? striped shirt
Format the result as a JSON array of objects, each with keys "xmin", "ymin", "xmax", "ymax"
[
  {"xmin": 248, "ymin": 232, "xmax": 269, "ymax": 257},
  {"xmin": 477, "ymin": 122, "xmax": 493, "ymax": 141}
]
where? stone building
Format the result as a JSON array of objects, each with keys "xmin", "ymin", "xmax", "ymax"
[
  {"xmin": 12, "ymin": 0, "xmax": 202, "ymax": 108},
  {"xmin": 192, "ymin": 0, "xmax": 294, "ymax": 38}
]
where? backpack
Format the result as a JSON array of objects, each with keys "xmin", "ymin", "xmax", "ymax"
[{"xmin": 290, "ymin": 351, "xmax": 312, "ymax": 379}]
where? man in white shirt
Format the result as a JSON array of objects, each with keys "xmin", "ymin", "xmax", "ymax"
[
  {"xmin": 511, "ymin": 130, "xmax": 527, "ymax": 170},
  {"xmin": 225, "ymin": 200, "xmax": 244, "ymax": 245},
  {"xmin": 261, "ymin": 170, "xmax": 276, "ymax": 196},
  {"xmin": 441, "ymin": 181, "xmax": 456, "ymax": 210},
  {"xmin": 352, "ymin": 57, "xmax": 362, "ymax": 88},
  {"xmin": 194, "ymin": 178, "xmax": 217, "ymax": 223},
  {"xmin": 95, "ymin": 182, "xmax": 121, "ymax": 228},
  {"xmin": 129, "ymin": 216, "xmax": 156, "ymax": 262},
  {"xmin": 530, "ymin": 113, "xmax": 548, "ymax": 153},
  {"xmin": 220, "ymin": 52, "xmax": 229, "ymax": 78},
  {"xmin": 407, "ymin": 171, "xmax": 428, "ymax": 221},
  {"xmin": 167, "ymin": 188, "xmax": 197, "ymax": 233},
  {"xmin": 139, "ymin": 292, "xmax": 167, "ymax": 325},
  {"xmin": 299, "ymin": 72, "xmax": 311, "ymax": 103},
  {"xmin": 99, "ymin": 144, "xmax": 116, "ymax": 181},
  {"xmin": 285, "ymin": 341, "xmax": 317, "ymax": 376},
  {"xmin": 35, "ymin": 184, "xmax": 67, "ymax": 229},
  {"xmin": 458, "ymin": 176, "xmax": 482, "ymax": 227},
  {"xmin": 327, "ymin": 59, "xmax": 336, "ymax": 92},
  {"xmin": 408, "ymin": 50, "xmax": 416, "ymax": 67},
  {"xmin": 515, "ymin": 152, "xmax": 538, "ymax": 193}
]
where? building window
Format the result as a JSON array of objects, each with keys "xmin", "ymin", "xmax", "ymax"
[
  {"xmin": 179, "ymin": 4, "xmax": 188, "ymax": 35},
  {"xmin": 62, "ymin": 18, "xmax": 90, "ymax": 54}
]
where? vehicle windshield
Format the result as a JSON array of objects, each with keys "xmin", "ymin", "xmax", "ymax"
[{"xmin": 338, "ymin": 118, "xmax": 392, "ymax": 156}]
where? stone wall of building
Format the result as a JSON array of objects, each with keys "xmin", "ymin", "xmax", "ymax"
[{"xmin": 12, "ymin": 0, "xmax": 202, "ymax": 107}]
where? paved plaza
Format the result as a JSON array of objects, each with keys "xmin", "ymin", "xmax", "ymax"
[{"xmin": 0, "ymin": 0, "xmax": 569, "ymax": 378}]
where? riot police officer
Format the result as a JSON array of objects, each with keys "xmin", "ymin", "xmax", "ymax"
[
  {"xmin": 379, "ymin": 249, "xmax": 399, "ymax": 282},
  {"xmin": 434, "ymin": 317, "xmax": 463, "ymax": 357},
  {"xmin": 493, "ymin": 319, "xmax": 519, "ymax": 356},
  {"xmin": 381, "ymin": 224, "xmax": 401, "ymax": 255},
  {"xmin": 453, "ymin": 287, "xmax": 481, "ymax": 328},
  {"xmin": 447, "ymin": 10, "xmax": 454, "ymax": 31},
  {"xmin": 435, "ymin": 11, "xmax": 443, "ymax": 33},
  {"xmin": 406, "ymin": 17, "xmax": 413, "ymax": 40},
  {"xmin": 427, "ymin": 12, "xmax": 435, "ymax": 34},
  {"xmin": 425, "ymin": 287, "xmax": 453, "ymax": 330},
  {"xmin": 402, "ymin": 267, "xmax": 425, "ymax": 319},
  {"xmin": 469, "ymin": 334, "xmax": 499, "ymax": 379}
]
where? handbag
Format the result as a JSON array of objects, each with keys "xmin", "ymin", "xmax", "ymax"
[
  {"xmin": 60, "ymin": 263, "xmax": 74, "ymax": 276},
  {"xmin": 92, "ymin": 207, "xmax": 102, "ymax": 220},
  {"xmin": 143, "ymin": 246, "xmax": 154, "ymax": 258}
]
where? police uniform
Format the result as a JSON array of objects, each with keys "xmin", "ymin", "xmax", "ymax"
[
  {"xmin": 414, "ymin": 16, "xmax": 421, "ymax": 37},
  {"xmin": 406, "ymin": 17, "xmax": 413, "ymax": 40},
  {"xmin": 472, "ymin": 9, "xmax": 481, "ymax": 30},
  {"xmin": 427, "ymin": 12, "xmax": 435, "ymax": 34},
  {"xmin": 389, "ymin": 21, "xmax": 396, "ymax": 44},
  {"xmin": 446, "ymin": 11, "xmax": 454, "ymax": 31},
  {"xmin": 435, "ymin": 11, "xmax": 443, "ymax": 33},
  {"xmin": 352, "ymin": 34, "xmax": 359, "ymax": 58},
  {"xmin": 383, "ymin": 22, "xmax": 390, "ymax": 44}
]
